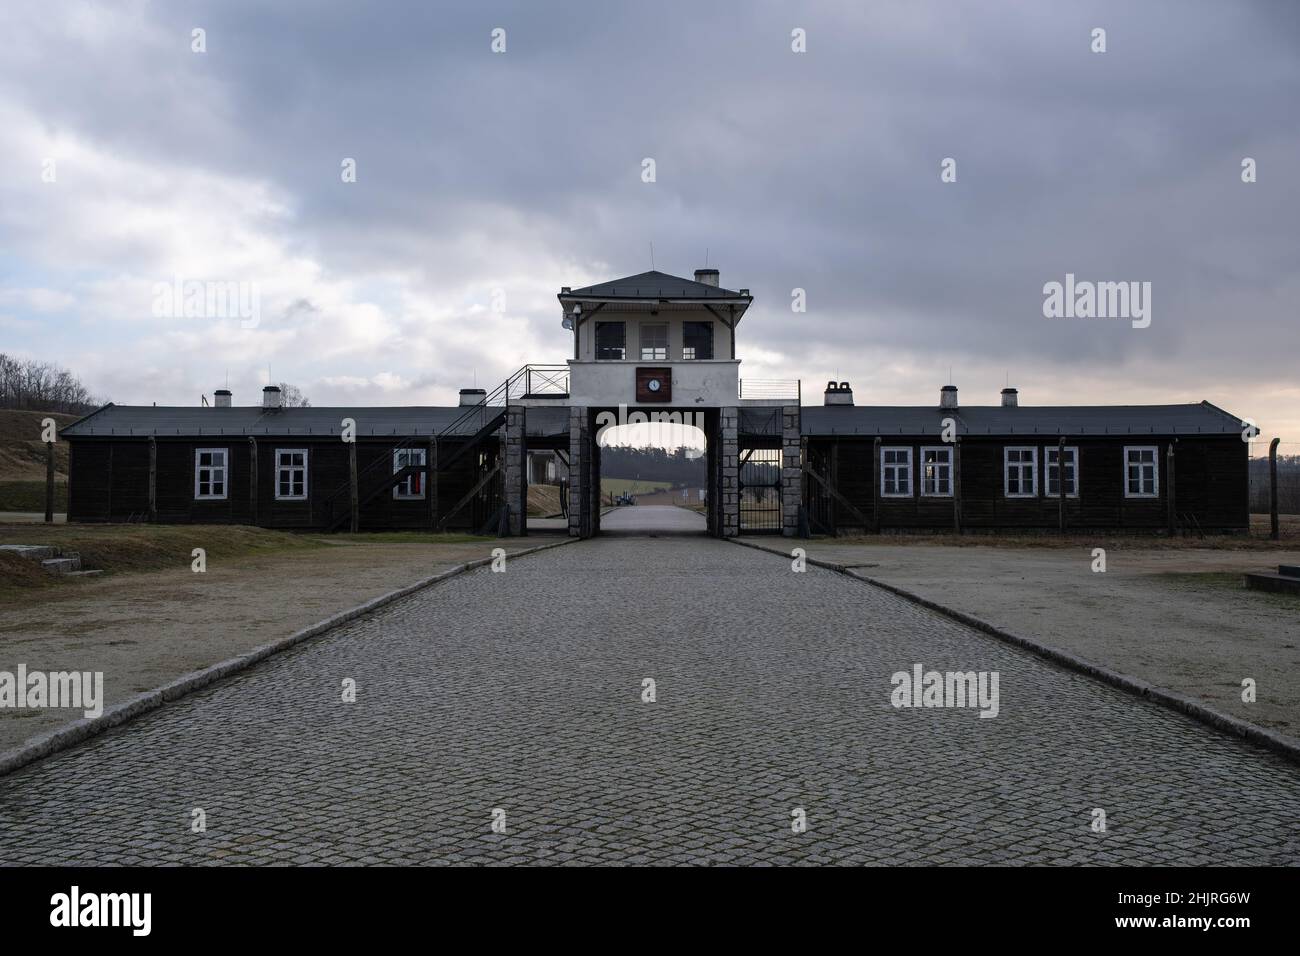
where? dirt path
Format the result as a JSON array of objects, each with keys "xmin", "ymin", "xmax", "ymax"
[
  {"xmin": 0, "ymin": 539, "xmax": 538, "ymax": 752},
  {"xmin": 763, "ymin": 540, "xmax": 1300, "ymax": 738}
]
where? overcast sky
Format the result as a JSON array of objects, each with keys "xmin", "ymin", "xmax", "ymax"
[{"xmin": 2, "ymin": 0, "xmax": 1297, "ymax": 447}]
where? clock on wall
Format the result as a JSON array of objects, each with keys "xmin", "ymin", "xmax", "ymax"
[{"xmin": 636, "ymin": 367, "xmax": 672, "ymax": 402}]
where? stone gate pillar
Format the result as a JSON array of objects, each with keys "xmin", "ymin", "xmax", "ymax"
[
  {"xmin": 504, "ymin": 405, "xmax": 526, "ymax": 536},
  {"xmin": 781, "ymin": 405, "xmax": 802, "ymax": 537},
  {"xmin": 568, "ymin": 406, "xmax": 591, "ymax": 538},
  {"xmin": 720, "ymin": 406, "xmax": 740, "ymax": 537}
]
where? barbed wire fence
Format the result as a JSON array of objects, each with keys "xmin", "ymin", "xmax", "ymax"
[{"xmin": 1248, "ymin": 440, "xmax": 1299, "ymax": 539}]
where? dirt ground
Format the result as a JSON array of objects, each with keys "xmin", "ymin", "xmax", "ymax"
[
  {"xmin": 0, "ymin": 538, "xmax": 541, "ymax": 753},
  {"xmin": 759, "ymin": 536, "xmax": 1300, "ymax": 739}
]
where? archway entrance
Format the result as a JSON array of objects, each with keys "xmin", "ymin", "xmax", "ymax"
[{"xmin": 588, "ymin": 407, "xmax": 714, "ymax": 536}]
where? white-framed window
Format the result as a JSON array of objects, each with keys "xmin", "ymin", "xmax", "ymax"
[
  {"xmin": 1004, "ymin": 446, "xmax": 1037, "ymax": 497},
  {"xmin": 393, "ymin": 447, "xmax": 427, "ymax": 500},
  {"xmin": 275, "ymin": 448, "xmax": 308, "ymax": 500},
  {"xmin": 682, "ymin": 321, "xmax": 714, "ymax": 360},
  {"xmin": 194, "ymin": 448, "xmax": 228, "ymax": 500},
  {"xmin": 1124, "ymin": 445, "xmax": 1159, "ymax": 498},
  {"xmin": 1046, "ymin": 446, "xmax": 1079, "ymax": 497},
  {"xmin": 594, "ymin": 321, "xmax": 625, "ymax": 360},
  {"xmin": 640, "ymin": 323, "xmax": 668, "ymax": 361},
  {"xmin": 920, "ymin": 446, "xmax": 953, "ymax": 497},
  {"xmin": 881, "ymin": 447, "xmax": 912, "ymax": 497}
]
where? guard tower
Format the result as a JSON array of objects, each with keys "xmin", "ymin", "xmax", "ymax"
[{"xmin": 534, "ymin": 268, "xmax": 801, "ymax": 538}]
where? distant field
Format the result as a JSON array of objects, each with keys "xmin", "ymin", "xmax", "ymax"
[
  {"xmin": 636, "ymin": 486, "xmax": 706, "ymax": 509},
  {"xmin": 0, "ymin": 409, "xmax": 75, "ymax": 482},
  {"xmin": 601, "ymin": 477, "xmax": 673, "ymax": 497}
]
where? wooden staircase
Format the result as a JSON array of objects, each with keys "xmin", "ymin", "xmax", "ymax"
[{"xmin": 318, "ymin": 365, "xmax": 560, "ymax": 533}]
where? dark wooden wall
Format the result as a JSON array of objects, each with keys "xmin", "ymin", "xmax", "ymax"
[
  {"xmin": 67, "ymin": 437, "xmax": 494, "ymax": 531},
  {"xmin": 805, "ymin": 435, "xmax": 1247, "ymax": 532}
]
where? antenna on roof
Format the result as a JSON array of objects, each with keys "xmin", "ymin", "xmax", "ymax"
[{"xmin": 649, "ymin": 241, "xmax": 655, "ymax": 271}]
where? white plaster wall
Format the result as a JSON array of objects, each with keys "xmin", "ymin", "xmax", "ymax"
[{"xmin": 568, "ymin": 359, "xmax": 740, "ymax": 407}]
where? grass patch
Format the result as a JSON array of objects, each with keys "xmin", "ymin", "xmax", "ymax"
[
  {"xmin": 0, "ymin": 523, "xmax": 326, "ymax": 602},
  {"xmin": 316, "ymin": 531, "xmax": 492, "ymax": 545},
  {"xmin": 1151, "ymin": 570, "xmax": 1300, "ymax": 610},
  {"xmin": 818, "ymin": 521, "xmax": 1300, "ymax": 553},
  {"xmin": 0, "ymin": 479, "xmax": 67, "ymax": 512}
]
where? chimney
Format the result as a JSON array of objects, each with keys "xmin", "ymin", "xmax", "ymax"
[
  {"xmin": 1001, "ymin": 387, "xmax": 1019, "ymax": 408},
  {"xmin": 939, "ymin": 384, "xmax": 959, "ymax": 410},
  {"xmin": 262, "ymin": 385, "xmax": 282, "ymax": 409},
  {"xmin": 214, "ymin": 388, "xmax": 232, "ymax": 408},
  {"xmin": 694, "ymin": 268, "xmax": 720, "ymax": 287},
  {"xmin": 459, "ymin": 388, "xmax": 486, "ymax": 407},
  {"xmin": 824, "ymin": 380, "xmax": 854, "ymax": 406}
]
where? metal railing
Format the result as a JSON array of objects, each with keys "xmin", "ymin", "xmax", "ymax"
[
  {"xmin": 739, "ymin": 378, "xmax": 801, "ymax": 402},
  {"xmin": 319, "ymin": 363, "xmax": 572, "ymax": 530},
  {"xmin": 508, "ymin": 364, "xmax": 569, "ymax": 400}
]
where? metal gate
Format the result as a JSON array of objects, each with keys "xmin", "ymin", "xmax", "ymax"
[{"xmin": 739, "ymin": 447, "xmax": 782, "ymax": 533}]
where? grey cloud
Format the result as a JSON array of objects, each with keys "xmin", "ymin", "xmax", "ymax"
[{"xmin": 2, "ymin": 0, "xmax": 1297, "ymax": 422}]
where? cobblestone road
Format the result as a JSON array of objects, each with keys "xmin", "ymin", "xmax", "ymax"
[{"xmin": 1, "ymin": 537, "xmax": 1296, "ymax": 865}]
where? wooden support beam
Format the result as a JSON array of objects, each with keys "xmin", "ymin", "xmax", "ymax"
[
  {"xmin": 436, "ymin": 461, "xmax": 502, "ymax": 532},
  {"xmin": 248, "ymin": 438, "xmax": 259, "ymax": 526},
  {"xmin": 1057, "ymin": 437, "xmax": 1066, "ymax": 534},
  {"xmin": 803, "ymin": 461, "xmax": 872, "ymax": 528},
  {"xmin": 703, "ymin": 304, "xmax": 737, "ymax": 360},
  {"xmin": 434, "ymin": 439, "xmax": 444, "ymax": 530},
  {"xmin": 831, "ymin": 441, "xmax": 840, "ymax": 534},
  {"xmin": 1166, "ymin": 442, "xmax": 1177, "ymax": 536},
  {"xmin": 953, "ymin": 439, "xmax": 962, "ymax": 533},
  {"xmin": 873, "ymin": 437, "xmax": 882, "ymax": 532},
  {"xmin": 147, "ymin": 436, "xmax": 157, "ymax": 522},
  {"xmin": 571, "ymin": 303, "xmax": 605, "ymax": 360},
  {"xmin": 349, "ymin": 440, "xmax": 359, "ymax": 533}
]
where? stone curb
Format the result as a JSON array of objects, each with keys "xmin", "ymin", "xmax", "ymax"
[
  {"xmin": 730, "ymin": 537, "xmax": 1300, "ymax": 766},
  {"xmin": 0, "ymin": 537, "xmax": 576, "ymax": 779}
]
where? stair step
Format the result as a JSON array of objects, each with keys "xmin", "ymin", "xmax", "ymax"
[
  {"xmin": 41, "ymin": 557, "xmax": 82, "ymax": 573},
  {"xmin": 0, "ymin": 544, "xmax": 56, "ymax": 561},
  {"xmin": 1278, "ymin": 565, "xmax": 1300, "ymax": 579},
  {"xmin": 1245, "ymin": 572, "xmax": 1300, "ymax": 595}
]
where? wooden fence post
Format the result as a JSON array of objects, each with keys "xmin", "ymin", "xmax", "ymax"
[
  {"xmin": 45, "ymin": 439, "xmax": 55, "ymax": 524},
  {"xmin": 1270, "ymin": 437, "xmax": 1281, "ymax": 541},
  {"xmin": 1166, "ymin": 442, "xmax": 1177, "ymax": 536}
]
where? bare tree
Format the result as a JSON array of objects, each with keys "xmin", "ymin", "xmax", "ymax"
[
  {"xmin": 277, "ymin": 382, "xmax": 311, "ymax": 408},
  {"xmin": 0, "ymin": 353, "xmax": 98, "ymax": 413}
]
